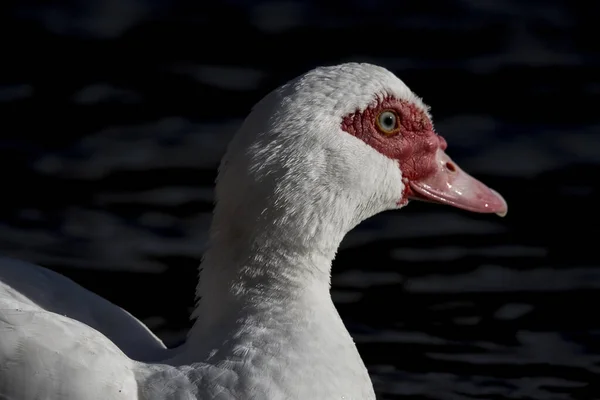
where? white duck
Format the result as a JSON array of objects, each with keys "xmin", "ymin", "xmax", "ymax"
[{"xmin": 0, "ymin": 63, "xmax": 507, "ymax": 400}]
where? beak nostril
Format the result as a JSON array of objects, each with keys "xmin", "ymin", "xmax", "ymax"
[{"xmin": 446, "ymin": 162, "xmax": 456, "ymax": 172}]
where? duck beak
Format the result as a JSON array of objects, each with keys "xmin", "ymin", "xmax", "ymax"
[{"xmin": 408, "ymin": 149, "xmax": 508, "ymax": 217}]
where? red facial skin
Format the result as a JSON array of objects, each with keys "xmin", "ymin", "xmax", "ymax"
[{"xmin": 341, "ymin": 96, "xmax": 448, "ymax": 205}]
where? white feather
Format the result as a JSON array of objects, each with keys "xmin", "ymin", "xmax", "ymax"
[{"xmin": 1, "ymin": 63, "xmax": 426, "ymax": 399}]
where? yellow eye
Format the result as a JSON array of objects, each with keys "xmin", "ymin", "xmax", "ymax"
[{"xmin": 375, "ymin": 110, "xmax": 400, "ymax": 135}]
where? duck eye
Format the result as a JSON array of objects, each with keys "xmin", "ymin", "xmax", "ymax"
[{"xmin": 376, "ymin": 110, "xmax": 399, "ymax": 135}]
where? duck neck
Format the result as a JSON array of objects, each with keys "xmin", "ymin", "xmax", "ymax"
[{"xmin": 177, "ymin": 204, "xmax": 362, "ymax": 371}]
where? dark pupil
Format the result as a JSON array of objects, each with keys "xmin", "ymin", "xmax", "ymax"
[{"xmin": 383, "ymin": 115, "xmax": 394, "ymax": 128}]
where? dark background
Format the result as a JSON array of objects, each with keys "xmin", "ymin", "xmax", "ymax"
[{"xmin": 1, "ymin": 1, "xmax": 599, "ymax": 399}]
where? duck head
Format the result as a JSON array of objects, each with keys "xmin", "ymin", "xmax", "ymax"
[{"xmin": 214, "ymin": 63, "xmax": 507, "ymax": 249}]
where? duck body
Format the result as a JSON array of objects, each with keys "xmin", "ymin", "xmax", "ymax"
[{"xmin": 0, "ymin": 257, "xmax": 373, "ymax": 399}]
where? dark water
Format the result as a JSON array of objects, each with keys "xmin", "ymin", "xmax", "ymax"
[{"xmin": 1, "ymin": 1, "xmax": 599, "ymax": 398}]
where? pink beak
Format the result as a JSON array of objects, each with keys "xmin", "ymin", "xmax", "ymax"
[{"xmin": 409, "ymin": 149, "xmax": 508, "ymax": 217}]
